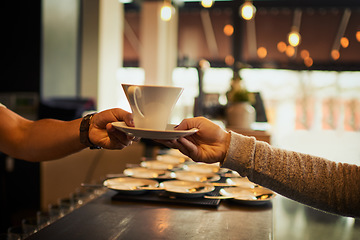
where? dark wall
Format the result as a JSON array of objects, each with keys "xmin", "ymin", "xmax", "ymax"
[
  {"xmin": 2, "ymin": 0, "xmax": 41, "ymax": 93},
  {"xmin": 1, "ymin": 0, "xmax": 42, "ymax": 233}
]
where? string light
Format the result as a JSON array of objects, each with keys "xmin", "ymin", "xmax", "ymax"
[
  {"xmin": 277, "ymin": 41, "xmax": 287, "ymax": 53},
  {"xmin": 304, "ymin": 57, "xmax": 313, "ymax": 67},
  {"xmin": 300, "ymin": 49, "xmax": 313, "ymax": 67},
  {"xmin": 201, "ymin": 0, "xmax": 214, "ymax": 8},
  {"xmin": 158, "ymin": 2, "xmax": 358, "ymax": 64},
  {"xmin": 225, "ymin": 55, "xmax": 234, "ymax": 66},
  {"xmin": 161, "ymin": 1, "xmax": 175, "ymax": 22},
  {"xmin": 257, "ymin": 47, "xmax": 267, "ymax": 58},
  {"xmin": 223, "ymin": 24, "xmax": 234, "ymax": 36},
  {"xmin": 285, "ymin": 45, "xmax": 295, "ymax": 57},
  {"xmin": 340, "ymin": 37, "xmax": 349, "ymax": 48},
  {"xmin": 331, "ymin": 49, "xmax": 340, "ymax": 60},
  {"xmin": 300, "ymin": 49, "xmax": 310, "ymax": 59},
  {"xmin": 240, "ymin": 1, "xmax": 256, "ymax": 21}
]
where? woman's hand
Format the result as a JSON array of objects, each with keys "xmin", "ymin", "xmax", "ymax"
[{"xmin": 156, "ymin": 117, "xmax": 231, "ymax": 164}]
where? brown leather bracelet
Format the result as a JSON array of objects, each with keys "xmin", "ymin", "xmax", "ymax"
[{"xmin": 80, "ymin": 113, "xmax": 102, "ymax": 149}]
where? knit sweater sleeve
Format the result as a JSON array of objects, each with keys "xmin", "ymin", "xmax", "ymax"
[{"xmin": 221, "ymin": 131, "xmax": 360, "ymax": 218}]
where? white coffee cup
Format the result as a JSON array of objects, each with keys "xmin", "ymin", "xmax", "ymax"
[{"xmin": 122, "ymin": 84, "xmax": 183, "ymax": 130}]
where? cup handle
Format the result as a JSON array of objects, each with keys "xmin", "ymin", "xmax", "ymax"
[{"xmin": 127, "ymin": 86, "xmax": 145, "ymax": 118}]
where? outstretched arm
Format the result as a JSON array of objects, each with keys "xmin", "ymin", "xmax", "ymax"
[
  {"xmin": 0, "ymin": 106, "xmax": 134, "ymax": 162},
  {"xmin": 157, "ymin": 117, "xmax": 360, "ymax": 217}
]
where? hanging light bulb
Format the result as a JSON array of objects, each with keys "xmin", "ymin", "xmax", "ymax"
[
  {"xmin": 288, "ymin": 26, "xmax": 301, "ymax": 47},
  {"xmin": 161, "ymin": 1, "xmax": 175, "ymax": 22},
  {"xmin": 240, "ymin": 1, "xmax": 256, "ymax": 21},
  {"xmin": 201, "ymin": 0, "xmax": 214, "ymax": 8}
]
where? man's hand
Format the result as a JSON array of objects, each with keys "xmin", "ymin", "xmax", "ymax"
[{"xmin": 89, "ymin": 108, "xmax": 135, "ymax": 149}]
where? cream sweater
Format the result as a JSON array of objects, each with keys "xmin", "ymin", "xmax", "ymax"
[{"xmin": 222, "ymin": 131, "xmax": 360, "ymax": 218}]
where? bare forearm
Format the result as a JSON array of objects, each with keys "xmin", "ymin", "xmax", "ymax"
[
  {"xmin": 17, "ymin": 118, "xmax": 85, "ymax": 161},
  {"xmin": 0, "ymin": 106, "xmax": 85, "ymax": 161},
  {"xmin": 1, "ymin": 106, "xmax": 134, "ymax": 161}
]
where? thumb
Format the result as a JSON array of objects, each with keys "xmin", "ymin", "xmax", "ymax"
[
  {"xmin": 175, "ymin": 117, "xmax": 201, "ymax": 130},
  {"xmin": 123, "ymin": 112, "xmax": 134, "ymax": 127}
]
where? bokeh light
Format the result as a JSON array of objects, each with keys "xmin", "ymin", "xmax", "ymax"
[
  {"xmin": 223, "ymin": 24, "xmax": 234, "ymax": 36},
  {"xmin": 199, "ymin": 59, "xmax": 210, "ymax": 69},
  {"xmin": 340, "ymin": 37, "xmax": 349, "ymax": 48},
  {"xmin": 331, "ymin": 49, "xmax": 340, "ymax": 60},
  {"xmin": 304, "ymin": 57, "xmax": 313, "ymax": 67},
  {"xmin": 240, "ymin": 2, "xmax": 256, "ymax": 20},
  {"xmin": 288, "ymin": 30, "xmax": 301, "ymax": 47},
  {"xmin": 285, "ymin": 45, "xmax": 295, "ymax": 57},
  {"xmin": 160, "ymin": 3, "xmax": 174, "ymax": 22},
  {"xmin": 277, "ymin": 41, "xmax": 287, "ymax": 53},
  {"xmin": 300, "ymin": 49, "xmax": 310, "ymax": 59},
  {"xmin": 257, "ymin": 47, "xmax": 267, "ymax": 59},
  {"xmin": 201, "ymin": 0, "xmax": 214, "ymax": 8},
  {"xmin": 225, "ymin": 55, "xmax": 235, "ymax": 66}
]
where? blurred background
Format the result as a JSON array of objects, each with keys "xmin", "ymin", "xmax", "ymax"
[{"xmin": 1, "ymin": 0, "xmax": 359, "ymax": 235}]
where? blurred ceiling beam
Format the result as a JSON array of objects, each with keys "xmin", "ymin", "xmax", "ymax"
[
  {"xmin": 124, "ymin": 17, "xmax": 142, "ymax": 55},
  {"xmin": 200, "ymin": 9, "xmax": 219, "ymax": 58},
  {"xmin": 246, "ymin": 18, "xmax": 257, "ymax": 60},
  {"xmin": 292, "ymin": 8, "xmax": 302, "ymax": 58},
  {"xmin": 122, "ymin": 1, "xmax": 360, "ymax": 70},
  {"xmin": 331, "ymin": 8, "xmax": 351, "ymax": 52}
]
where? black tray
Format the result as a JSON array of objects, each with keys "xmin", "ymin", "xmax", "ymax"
[{"xmin": 111, "ymin": 186, "xmax": 222, "ymax": 208}]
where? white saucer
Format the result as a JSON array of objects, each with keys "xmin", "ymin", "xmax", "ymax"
[
  {"xmin": 161, "ymin": 180, "xmax": 215, "ymax": 198},
  {"xmin": 112, "ymin": 122, "xmax": 198, "ymax": 140},
  {"xmin": 183, "ymin": 163, "xmax": 220, "ymax": 173},
  {"xmin": 123, "ymin": 167, "xmax": 175, "ymax": 179},
  {"xmin": 140, "ymin": 160, "xmax": 176, "ymax": 170},
  {"xmin": 103, "ymin": 177, "xmax": 159, "ymax": 194},
  {"xmin": 174, "ymin": 171, "xmax": 221, "ymax": 182},
  {"xmin": 225, "ymin": 177, "xmax": 257, "ymax": 188},
  {"xmin": 219, "ymin": 187, "xmax": 275, "ymax": 205}
]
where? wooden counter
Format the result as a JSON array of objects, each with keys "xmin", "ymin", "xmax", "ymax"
[
  {"xmin": 27, "ymin": 190, "xmax": 273, "ymax": 240},
  {"xmin": 27, "ymin": 190, "xmax": 359, "ymax": 240}
]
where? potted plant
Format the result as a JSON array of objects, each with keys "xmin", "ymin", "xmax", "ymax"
[{"xmin": 225, "ymin": 72, "xmax": 256, "ymax": 129}]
